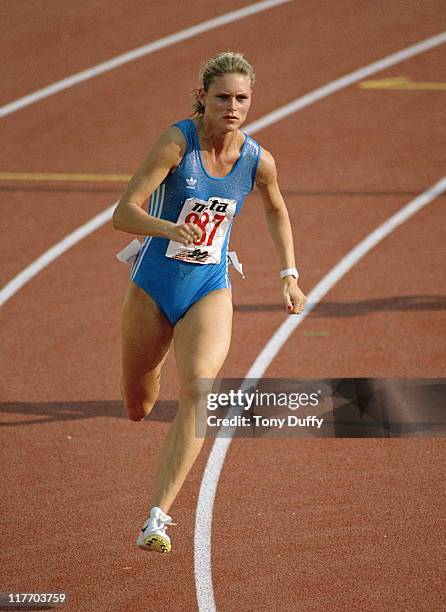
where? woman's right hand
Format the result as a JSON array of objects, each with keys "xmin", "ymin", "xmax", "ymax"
[{"xmin": 167, "ymin": 222, "xmax": 203, "ymax": 246}]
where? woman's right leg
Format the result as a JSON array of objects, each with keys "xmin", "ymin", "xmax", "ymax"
[
  {"xmin": 149, "ymin": 288, "xmax": 233, "ymax": 513},
  {"xmin": 120, "ymin": 281, "xmax": 173, "ymax": 421}
]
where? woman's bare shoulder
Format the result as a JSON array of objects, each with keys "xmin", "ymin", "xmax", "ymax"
[
  {"xmin": 153, "ymin": 125, "xmax": 187, "ymax": 163},
  {"xmin": 255, "ymin": 146, "xmax": 277, "ymax": 186},
  {"xmin": 161, "ymin": 125, "xmax": 187, "ymax": 151},
  {"xmin": 140, "ymin": 124, "xmax": 187, "ymax": 171}
]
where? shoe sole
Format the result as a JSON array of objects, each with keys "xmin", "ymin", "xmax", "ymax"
[{"xmin": 141, "ymin": 533, "xmax": 171, "ymax": 553}]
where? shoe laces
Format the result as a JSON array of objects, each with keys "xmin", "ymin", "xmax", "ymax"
[
  {"xmin": 149, "ymin": 511, "xmax": 177, "ymax": 532},
  {"xmin": 160, "ymin": 516, "xmax": 177, "ymax": 530}
]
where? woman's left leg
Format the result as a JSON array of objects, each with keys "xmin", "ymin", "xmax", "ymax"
[{"xmin": 150, "ymin": 287, "xmax": 233, "ymax": 513}]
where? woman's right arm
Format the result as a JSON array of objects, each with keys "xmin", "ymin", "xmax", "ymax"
[{"xmin": 112, "ymin": 127, "xmax": 202, "ymax": 245}]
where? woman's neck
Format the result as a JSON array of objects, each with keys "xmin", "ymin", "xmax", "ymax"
[{"xmin": 195, "ymin": 116, "xmax": 239, "ymax": 154}]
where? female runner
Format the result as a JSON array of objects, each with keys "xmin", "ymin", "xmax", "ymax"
[{"xmin": 112, "ymin": 51, "xmax": 307, "ymax": 553}]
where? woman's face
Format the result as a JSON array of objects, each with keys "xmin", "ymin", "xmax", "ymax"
[{"xmin": 199, "ymin": 73, "xmax": 252, "ymax": 131}]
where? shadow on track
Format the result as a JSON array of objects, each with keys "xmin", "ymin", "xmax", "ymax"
[
  {"xmin": 234, "ymin": 294, "xmax": 446, "ymax": 315},
  {"xmin": 0, "ymin": 399, "xmax": 176, "ymax": 427}
]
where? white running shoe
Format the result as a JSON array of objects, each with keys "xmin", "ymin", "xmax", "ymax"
[{"xmin": 136, "ymin": 507, "xmax": 177, "ymax": 553}]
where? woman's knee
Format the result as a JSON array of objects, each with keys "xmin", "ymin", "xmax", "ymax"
[
  {"xmin": 121, "ymin": 374, "xmax": 161, "ymax": 421},
  {"xmin": 126, "ymin": 407, "xmax": 148, "ymax": 422},
  {"xmin": 179, "ymin": 373, "xmax": 215, "ymax": 405},
  {"xmin": 125, "ymin": 397, "xmax": 157, "ymax": 421}
]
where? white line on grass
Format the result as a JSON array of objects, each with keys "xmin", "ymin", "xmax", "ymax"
[
  {"xmin": 1, "ymin": 32, "xmax": 445, "ymax": 307},
  {"xmin": 0, "ymin": 0, "xmax": 291, "ymax": 118},
  {"xmin": 194, "ymin": 177, "xmax": 446, "ymax": 611}
]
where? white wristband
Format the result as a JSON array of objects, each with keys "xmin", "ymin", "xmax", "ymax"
[{"xmin": 280, "ymin": 267, "xmax": 299, "ymax": 280}]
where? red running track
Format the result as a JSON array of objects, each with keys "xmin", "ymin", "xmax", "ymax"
[{"xmin": 1, "ymin": 2, "xmax": 445, "ymax": 610}]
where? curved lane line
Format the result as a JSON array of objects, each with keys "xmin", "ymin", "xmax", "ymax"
[
  {"xmin": 193, "ymin": 29, "xmax": 446, "ymax": 612},
  {"xmin": 194, "ymin": 177, "xmax": 446, "ymax": 611},
  {"xmin": 0, "ymin": 0, "xmax": 290, "ymax": 118},
  {"xmin": 2, "ymin": 32, "xmax": 445, "ymax": 307},
  {"xmin": 0, "ymin": 205, "xmax": 116, "ymax": 305}
]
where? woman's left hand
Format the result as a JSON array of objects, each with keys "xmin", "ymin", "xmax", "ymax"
[{"xmin": 282, "ymin": 278, "xmax": 307, "ymax": 315}]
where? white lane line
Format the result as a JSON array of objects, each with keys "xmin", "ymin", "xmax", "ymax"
[
  {"xmin": 245, "ymin": 30, "xmax": 446, "ymax": 133},
  {"xmin": 0, "ymin": 205, "xmax": 116, "ymax": 306},
  {"xmin": 0, "ymin": 0, "xmax": 290, "ymax": 118},
  {"xmin": 2, "ymin": 32, "xmax": 445, "ymax": 307},
  {"xmin": 194, "ymin": 178, "xmax": 446, "ymax": 612},
  {"xmin": 193, "ymin": 29, "xmax": 446, "ymax": 612}
]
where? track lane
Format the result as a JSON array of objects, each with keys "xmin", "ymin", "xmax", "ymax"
[
  {"xmin": 2, "ymin": 32, "xmax": 445, "ymax": 301},
  {"xmin": 212, "ymin": 46, "xmax": 446, "ymax": 381},
  {"xmin": 1, "ymin": 2, "xmax": 445, "ymax": 611},
  {"xmin": 1, "ymin": 0, "xmax": 300, "ymax": 287},
  {"xmin": 209, "ymin": 50, "xmax": 446, "ymax": 612},
  {"xmin": 2, "ymin": 12, "xmax": 445, "ymax": 289},
  {"xmin": 0, "ymin": 0, "xmax": 268, "ymax": 106},
  {"xmin": 208, "ymin": 178, "xmax": 446, "ymax": 610},
  {"xmin": 212, "ymin": 438, "xmax": 445, "ymax": 611},
  {"xmin": 0, "ymin": 192, "xmax": 118, "ymax": 289}
]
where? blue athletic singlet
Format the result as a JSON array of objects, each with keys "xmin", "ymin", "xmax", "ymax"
[{"xmin": 130, "ymin": 118, "xmax": 261, "ymax": 325}]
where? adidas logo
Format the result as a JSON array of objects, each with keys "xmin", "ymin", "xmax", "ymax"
[{"xmin": 186, "ymin": 176, "xmax": 197, "ymax": 189}]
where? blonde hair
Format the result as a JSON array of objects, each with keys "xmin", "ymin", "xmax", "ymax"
[{"xmin": 192, "ymin": 51, "xmax": 255, "ymax": 115}]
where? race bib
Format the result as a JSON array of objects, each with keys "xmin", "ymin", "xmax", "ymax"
[{"xmin": 165, "ymin": 196, "xmax": 236, "ymax": 264}]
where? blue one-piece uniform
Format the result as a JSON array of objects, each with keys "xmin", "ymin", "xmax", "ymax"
[{"xmin": 130, "ymin": 118, "xmax": 261, "ymax": 325}]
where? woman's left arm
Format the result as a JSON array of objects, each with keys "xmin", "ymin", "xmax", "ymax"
[{"xmin": 255, "ymin": 147, "xmax": 307, "ymax": 315}]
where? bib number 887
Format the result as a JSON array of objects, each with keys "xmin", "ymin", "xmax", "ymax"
[
  {"xmin": 165, "ymin": 196, "xmax": 236, "ymax": 265},
  {"xmin": 184, "ymin": 212, "xmax": 225, "ymax": 246}
]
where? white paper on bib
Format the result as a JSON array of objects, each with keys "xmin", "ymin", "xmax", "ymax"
[
  {"xmin": 115, "ymin": 237, "xmax": 245, "ymax": 277},
  {"xmin": 165, "ymin": 196, "xmax": 236, "ymax": 264},
  {"xmin": 115, "ymin": 238, "xmax": 142, "ymax": 264}
]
